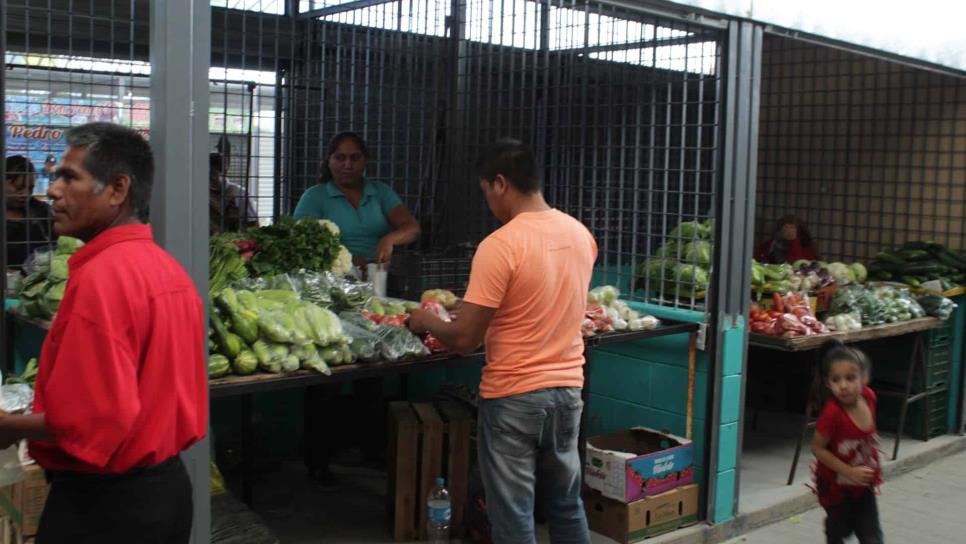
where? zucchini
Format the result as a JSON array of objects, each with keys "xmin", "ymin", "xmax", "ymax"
[
  {"xmin": 903, "ymin": 262, "xmax": 943, "ymax": 275},
  {"xmin": 872, "ymin": 270, "xmax": 894, "ymax": 281},
  {"xmin": 875, "ymin": 251, "xmax": 906, "ymax": 266},
  {"xmin": 901, "ymin": 276, "xmax": 921, "ymax": 287},
  {"xmin": 902, "ymin": 240, "xmax": 933, "ymax": 251},
  {"xmin": 935, "ymin": 249, "xmax": 966, "ymax": 270},
  {"xmin": 897, "ymin": 249, "xmax": 931, "ymax": 262}
]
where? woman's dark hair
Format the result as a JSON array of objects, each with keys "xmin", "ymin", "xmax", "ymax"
[
  {"xmin": 774, "ymin": 214, "xmax": 813, "ymax": 247},
  {"xmin": 474, "ymin": 138, "xmax": 540, "ymax": 194},
  {"xmin": 816, "ymin": 339, "xmax": 871, "ymax": 400},
  {"xmin": 320, "ymin": 132, "xmax": 368, "ymax": 182},
  {"xmin": 5, "ymin": 155, "xmax": 36, "ymax": 182}
]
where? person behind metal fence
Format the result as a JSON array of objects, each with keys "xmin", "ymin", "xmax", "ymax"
[
  {"xmin": 293, "ymin": 131, "xmax": 420, "ymax": 267},
  {"xmin": 755, "ymin": 214, "xmax": 818, "ymax": 264},
  {"xmin": 5, "ymin": 155, "xmax": 53, "ymax": 268},
  {"xmin": 0, "ymin": 123, "xmax": 208, "ymax": 544},
  {"xmin": 811, "ymin": 339, "xmax": 883, "ymax": 544},
  {"xmin": 209, "ymin": 151, "xmax": 257, "ymax": 234},
  {"xmin": 406, "ymin": 139, "xmax": 597, "ymax": 544}
]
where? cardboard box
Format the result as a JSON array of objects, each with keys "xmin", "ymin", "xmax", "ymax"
[
  {"xmin": 584, "ymin": 427, "xmax": 694, "ymax": 503},
  {"xmin": 584, "ymin": 485, "xmax": 698, "ymax": 543},
  {"xmin": 0, "ymin": 464, "xmax": 47, "ymax": 537}
]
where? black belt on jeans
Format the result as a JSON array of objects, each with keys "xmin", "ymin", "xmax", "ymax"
[{"xmin": 45, "ymin": 455, "xmax": 181, "ymax": 484}]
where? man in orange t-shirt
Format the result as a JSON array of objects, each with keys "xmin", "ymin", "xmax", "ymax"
[{"xmin": 407, "ymin": 139, "xmax": 597, "ymax": 543}]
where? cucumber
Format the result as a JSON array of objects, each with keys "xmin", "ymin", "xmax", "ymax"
[
  {"xmin": 901, "ymin": 276, "xmax": 921, "ymax": 287},
  {"xmin": 935, "ymin": 249, "xmax": 966, "ymax": 270},
  {"xmin": 897, "ymin": 249, "xmax": 931, "ymax": 262},
  {"xmin": 872, "ymin": 270, "xmax": 894, "ymax": 281},
  {"xmin": 903, "ymin": 262, "xmax": 943, "ymax": 275},
  {"xmin": 875, "ymin": 251, "xmax": 906, "ymax": 266},
  {"xmin": 902, "ymin": 241, "xmax": 932, "ymax": 251}
]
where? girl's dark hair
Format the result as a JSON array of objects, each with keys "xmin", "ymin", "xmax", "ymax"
[
  {"xmin": 320, "ymin": 132, "xmax": 368, "ymax": 182},
  {"xmin": 818, "ymin": 339, "xmax": 871, "ymax": 379},
  {"xmin": 5, "ymin": 155, "xmax": 36, "ymax": 182}
]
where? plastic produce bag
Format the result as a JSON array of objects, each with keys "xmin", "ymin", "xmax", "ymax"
[
  {"xmin": 0, "ymin": 384, "xmax": 34, "ymax": 414},
  {"xmin": 917, "ymin": 294, "xmax": 957, "ymax": 321},
  {"xmin": 824, "ymin": 311, "xmax": 862, "ymax": 332},
  {"xmin": 22, "ymin": 248, "xmax": 53, "ymax": 276},
  {"xmin": 325, "ymin": 272, "xmax": 374, "ymax": 311},
  {"xmin": 375, "ymin": 324, "xmax": 430, "ymax": 362},
  {"xmin": 342, "ymin": 321, "xmax": 381, "ymax": 362},
  {"xmin": 339, "ymin": 310, "xmax": 379, "ymax": 331}
]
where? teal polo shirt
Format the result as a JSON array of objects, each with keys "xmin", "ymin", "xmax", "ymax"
[{"xmin": 293, "ymin": 178, "xmax": 403, "ymax": 260}]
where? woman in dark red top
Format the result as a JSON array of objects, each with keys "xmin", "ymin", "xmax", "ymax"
[
  {"xmin": 811, "ymin": 340, "xmax": 883, "ymax": 544},
  {"xmin": 755, "ymin": 215, "xmax": 818, "ymax": 264}
]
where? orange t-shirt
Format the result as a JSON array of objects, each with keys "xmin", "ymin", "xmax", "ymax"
[{"xmin": 464, "ymin": 209, "xmax": 597, "ymax": 399}]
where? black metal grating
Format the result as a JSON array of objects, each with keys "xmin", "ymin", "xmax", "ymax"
[{"xmin": 756, "ymin": 34, "xmax": 966, "ymax": 263}]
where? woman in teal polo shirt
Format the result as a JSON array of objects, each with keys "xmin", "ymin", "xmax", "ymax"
[
  {"xmin": 294, "ymin": 132, "xmax": 419, "ymax": 265},
  {"xmin": 297, "ymin": 132, "xmax": 420, "ymax": 486}
]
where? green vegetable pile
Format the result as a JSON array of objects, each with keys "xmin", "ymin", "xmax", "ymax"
[
  {"xmin": 207, "ymin": 286, "xmax": 352, "ymax": 378},
  {"xmin": 245, "ymin": 216, "xmax": 342, "ymax": 278},
  {"xmin": 869, "ymin": 241, "xmax": 966, "ymax": 290},
  {"xmin": 6, "ymin": 357, "xmax": 38, "ymax": 387},
  {"xmin": 209, "ymin": 233, "xmax": 249, "ymax": 295},
  {"xmin": 830, "ymin": 285, "xmax": 925, "ymax": 326},
  {"xmin": 634, "ymin": 219, "xmax": 713, "ymax": 299},
  {"xmin": 14, "ymin": 236, "xmax": 85, "ymax": 320}
]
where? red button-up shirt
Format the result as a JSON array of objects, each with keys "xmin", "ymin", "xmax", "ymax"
[{"xmin": 29, "ymin": 224, "xmax": 208, "ymax": 473}]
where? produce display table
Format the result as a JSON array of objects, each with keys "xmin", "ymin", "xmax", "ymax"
[
  {"xmin": 750, "ymin": 317, "xmax": 944, "ymax": 483},
  {"xmin": 5, "ymin": 306, "xmax": 700, "ymax": 508},
  {"xmin": 214, "ymin": 321, "xmax": 700, "ymax": 506},
  {"xmin": 748, "ymin": 317, "xmax": 941, "ymax": 352}
]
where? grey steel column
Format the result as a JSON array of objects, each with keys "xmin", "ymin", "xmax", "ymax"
[
  {"xmin": 150, "ymin": 1, "xmax": 211, "ymax": 541},
  {"xmin": 705, "ymin": 19, "xmax": 762, "ymax": 522}
]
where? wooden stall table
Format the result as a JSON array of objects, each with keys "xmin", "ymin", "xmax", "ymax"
[
  {"xmin": 749, "ymin": 317, "xmax": 944, "ymax": 484},
  {"xmin": 210, "ymin": 321, "xmax": 700, "ymax": 506},
  {"xmin": 6, "ymin": 306, "xmax": 701, "ymax": 509}
]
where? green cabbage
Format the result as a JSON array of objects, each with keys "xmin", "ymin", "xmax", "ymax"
[{"xmin": 684, "ymin": 241, "xmax": 712, "ymax": 266}]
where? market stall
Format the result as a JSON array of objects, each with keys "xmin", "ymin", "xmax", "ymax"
[{"xmin": 738, "ymin": 27, "xmax": 966, "ymax": 520}]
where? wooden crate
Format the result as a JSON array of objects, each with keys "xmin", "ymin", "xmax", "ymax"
[
  {"xmin": 387, "ymin": 402, "xmax": 419, "ymax": 541},
  {"xmin": 388, "ymin": 401, "xmax": 473, "ymax": 541}
]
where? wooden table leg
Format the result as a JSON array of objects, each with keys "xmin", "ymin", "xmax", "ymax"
[
  {"xmin": 893, "ymin": 334, "xmax": 924, "ymax": 460},
  {"xmin": 242, "ymin": 393, "xmax": 254, "ymax": 507}
]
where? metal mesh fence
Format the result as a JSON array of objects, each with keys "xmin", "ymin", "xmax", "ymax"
[
  {"xmin": 448, "ymin": 1, "xmax": 724, "ymax": 310},
  {"xmin": 756, "ymin": 34, "xmax": 966, "ymax": 263},
  {"xmin": 3, "ymin": 1, "xmax": 149, "ymax": 276},
  {"xmin": 210, "ymin": 2, "xmax": 292, "ymax": 233},
  {"xmin": 288, "ymin": 0, "xmax": 725, "ymax": 310},
  {"xmin": 4, "ymin": 1, "xmax": 727, "ymax": 313}
]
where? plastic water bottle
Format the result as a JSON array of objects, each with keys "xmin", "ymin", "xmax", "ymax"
[{"xmin": 427, "ymin": 477, "xmax": 451, "ymax": 543}]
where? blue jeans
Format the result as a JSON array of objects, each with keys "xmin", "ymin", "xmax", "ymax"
[{"xmin": 477, "ymin": 387, "xmax": 590, "ymax": 544}]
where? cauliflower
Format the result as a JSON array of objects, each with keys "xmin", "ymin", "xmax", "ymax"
[
  {"xmin": 318, "ymin": 219, "xmax": 341, "ymax": 237},
  {"xmin": 331, "ymin": 245, "xmax": 352, "ymax": 276}
]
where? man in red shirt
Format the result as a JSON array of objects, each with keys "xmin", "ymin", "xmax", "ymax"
[{"xmin": 0, "ymin": 123, "xmax": 208, "ymax": 543}]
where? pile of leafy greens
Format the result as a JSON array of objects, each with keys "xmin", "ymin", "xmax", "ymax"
[{"xmin": 245, "ymin": 216, "xmax": 342, "ymax": 278}]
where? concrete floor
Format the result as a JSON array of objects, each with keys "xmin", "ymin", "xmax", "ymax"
[
  {"xmin": 220, "ymin": 411, "xmax": 961, "ymax": 544},
  {"xmin": 738, "ymin": 410, "xmax": 955, "ymax": 515},
  {"xmin": 228, "ymin": 453, "xmax": 625, "ymax": 544},
  {"xmin": 725, "ymin": 449, "xmax": 966, "ymax": 544}
]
